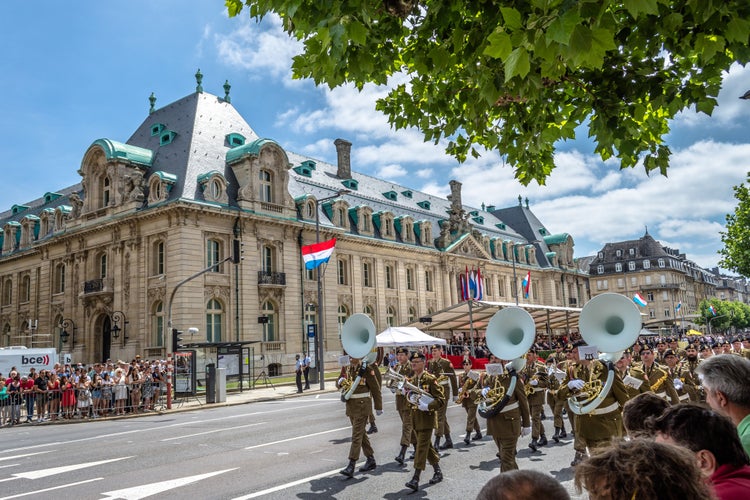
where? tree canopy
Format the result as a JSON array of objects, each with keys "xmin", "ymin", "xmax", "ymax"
[
  {"xmin": 695, "ymin": 298, "xmax": 749, "ymax": 333},
  {"xmin": 225, "ymin": 0, "xmax": 750, "ymax": 185},
  {"xmin": 720, "ymin": 176, "xmax": 750, "ymax": 277}
]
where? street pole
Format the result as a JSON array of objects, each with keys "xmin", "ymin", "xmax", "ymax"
[
  {"xmin": 511, "ymin": 242, "xmax": 519, "ymax": 306},
  {"xmin": 313, "ymin": 190, "xmax": 349, "ymax": 391}
]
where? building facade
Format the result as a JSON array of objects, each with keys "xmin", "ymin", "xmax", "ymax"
[{"xmin": 0, "ymin": 77, "xmax": 589, "ymax": 375}]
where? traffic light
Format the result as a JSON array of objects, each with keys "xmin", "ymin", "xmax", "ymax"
[
  {"xmin": 232, "ymin": 239, "xmax": 244, "ymax": 264},
  {"xmin": 172, "ymin": 328, "xmax": 185, "ymax": 352}
]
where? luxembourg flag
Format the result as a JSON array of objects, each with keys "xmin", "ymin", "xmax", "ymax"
[
  {"xmin": 709, "ymin": 305, "xmax": 717, "ymax": 317},
  {"xmin": 633, "ymin": 293, "xmax": 648, "ymax": 307},
  {"xmin": 522, "ymin": 271, "xmax": 531, "ymax": 299},
  {"xmin": 301, "ymin": 238, "xmax": 336, "ymax": 270}
]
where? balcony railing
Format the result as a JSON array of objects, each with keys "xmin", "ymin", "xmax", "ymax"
[
  {"xmin": 83, "ymin": 278, "xmax": 114, "ymax": 294},
  {"xmin": 262, "ymin": 341, "xmax": 285, "ymax": 352},
  {"xmin": 640, "ymin": 283, "xmax": 681, "ymax": 291},
  {"xmin": 260, "ymin": 202, "xmax": 284, "ymax": 214},
  {"xmin": 258, "ymin": 271, "xmax": 286, "ymax": 286}
]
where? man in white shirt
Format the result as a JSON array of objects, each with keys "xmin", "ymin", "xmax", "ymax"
[{"xmin": 294, "ymin": 354, "xmax": 304, "ymax": 393}]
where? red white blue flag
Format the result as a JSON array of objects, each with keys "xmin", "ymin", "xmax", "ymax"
[
  {"xmin": 522, "ymin": 271, "xmax": 531, "ymax": 299},
  {"xmin": 302, "ymin": 238, "xmax": 336, "ymax": 270},
  {"xmin": 633, "ymin": 293, "xmax": 648, "ymax": 307}
]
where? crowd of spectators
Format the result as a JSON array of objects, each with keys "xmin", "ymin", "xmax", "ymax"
[{"xmin": 0, "ymin": 356, "xmax": 167, "ymax": 426}]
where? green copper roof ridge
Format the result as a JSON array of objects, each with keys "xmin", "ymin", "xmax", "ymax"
[{"xmin": 91, "ymin": 138, "xmax": 154, "ymax": 167}]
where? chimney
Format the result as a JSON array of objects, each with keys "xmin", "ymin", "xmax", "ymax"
[{"xmin": 334, "ymin": 138, "xmax": 352, "ymax": 179}]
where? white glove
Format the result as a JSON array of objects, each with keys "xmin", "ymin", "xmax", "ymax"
[
  {"xmin": 418, "ymin": 400, "xmax": 430, "ymax": 412},
  {"xmin": 481, "ymin": 387, "xmax": 490, "ymax": 397},
  {"xmin": 338, "ymin": 377, "xmax": 346, "ymax": 386},
  {"xmin": 673, "ymin": 379, "xmax": 683, "ymax": 391},
  {"xmin": 401, "ymin": 386, "xmax": 409, "ymax": 396},
  {"xmin": 376, "ymin": 409, "xmax": 383, "ymax": 416},
  {"xmin": 568, "ymin": 379, "xmax": 585, "ymax": 391},
  {"xmin": 530, "ymin": 379, "xmax": 538, "ymax": 386},
  {"xmin": 521, "ymin": 427, "xmax": 531, "ymax": 437}
]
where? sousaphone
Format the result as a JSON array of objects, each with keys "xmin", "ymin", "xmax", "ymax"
[
  {"xmin": 339, "ymin": 313, "xmax": 377, "ymax": 401},
  {"xmin": 568, "ymin": 293, "xmax": 641, "ymax": 415}
]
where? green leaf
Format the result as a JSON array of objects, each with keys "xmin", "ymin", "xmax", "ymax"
[
  {"xmin": 500, "ymin": 7, "xmax": 523, "ymax": 30},
  {"xmin": 726, "ymin": 18, "xmax": 750, "ymax": 43},
  {"xmin": 547, "ymin": 9, "xmax": 580, "ymax": 46},
  {"xmin": 505, "ymin": 47, "xmax": 530, "ymax": 82},
  {"xmin": 348, "ymin": 20, "xmax": 368, "ymax": 46},
  {"xmin": 623, "ymin": 0, "xmax": 659, "ymax": 19},
  {"xmin": 484, "ymin": 30, "xmax": 512, "ymax": 60}
]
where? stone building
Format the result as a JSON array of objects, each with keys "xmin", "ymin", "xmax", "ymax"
[
  {"xmin": 0, "ymin": 76, "xmax": 588, "ymax": 375},
  {"xmin": 588, "ymin": 230, "xmax": 719, "ymax": 331}
]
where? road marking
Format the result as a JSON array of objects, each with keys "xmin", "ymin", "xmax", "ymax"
[
  {"xmin": 0, "ymin": 477, "xmax": 102, "ymax": 500},
  {"xmin": 232, "ymin": 464, "xmax": 361, "ymax": 499},
  {"xmin": 2, "ymin": 402, "xmax": 334, "ymax": 454},
  {"xmin": 11, "ymin": 457, "xmax": 132, "ymax": 480},
  {"xmin": 0, "ymin": 452, "xmax": 53, "ymax": 463},
  {"xmin": 100, "ymin": 468, "xmax": 237, "ymax": 499},
  {"xmin": 244, "ymin": 426, "xmax": 350, "ymax": 450},
  {"xmin": 161, "ymin": 422, "xmax": 265, "ymax": 442},
  {"xmin": 0, "ymin": 465, "xmax": 19, "ymax": 470}
]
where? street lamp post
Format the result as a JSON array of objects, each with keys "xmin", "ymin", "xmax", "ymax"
[
  {"xmin": 313, "ymin": 189, "xmax": 349, "ymax": 391},
  {"xmin": 60, "ymin": 318, "xmax": 76, "ymax": 351},
  {"xmin": 511, "ymin": 242, "xmax": 519, "ymax": 305}
]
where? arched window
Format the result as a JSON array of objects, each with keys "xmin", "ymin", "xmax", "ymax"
[
  {"xmin": 20, "ymin": 275, "xmax": 30, "ymax": 303},
  {"xmin": 259, "ymin": 170, "xmax": 273, "ymax": 203},
  {"xmin": 102, "ymin": 176, "xmax": 111, "ymax": 207},
  {"xmin": 306, "ymin": 202, "xmax": 315, "ymax": 219},
  {"xmin": 99, "ymin": 253, "xmax": 107, "ymax": 279},
  {"xmin": 153, "ymin": 240, "xmax": 165, "ymax": 275},
  {"xmin": 206, "ymin": 299, "xmax": 223, "ymax": 343},
  {"xmin": 207, "ymin": 239, "xmax": 222, "ymax": 273},
  {"xmin": 54, "ymin": 263, "xmax": 65, "ymax": 294},
  {"xmin": 386, "ymin": 306, "xmax": 396, "ymax": 327},
  {"xmin": 408, "ymin": 306, "xmax": 416, "ymax": 323},
  {"xmin": 364, "ymin": 305, "xmax": 374, "ymax": 317},
  {"xmin": 152, "ymin": 301, "xmax": 164, "ymax": 347},
  {"xmin": 261, "ymin": 300, "xmax": 277, "ymax": 342}
]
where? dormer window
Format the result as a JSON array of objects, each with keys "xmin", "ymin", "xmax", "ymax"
[
  {"xmin": 11, "ymin": 204, "xmax": 29, "ymax": 215},
  {"xmin": 401, "ymin": 190, "xmax": 413, "ymax": 198},
  {"xmin": 383, "ymin": 191, "xmax": 398, "ymax": 201},
  {"xmin": 151, "ymin": 123, "xmax": 166, "ymax": 136},
  {"xmin": 342, "ymin": 179, "xmax": 358, "ymax": 191},
  {"xmin": 495, "ymin": 222, "xmax": 506, "ymax": 230},
  {"xmin": 417, "ymin": 200, "xmax": 431, "ymax": 210},
  {"xmin": 198, "ymin": 171, "xmax": 229, "ymax": 204},
  {"xmin": 147, "ymin": 171, "xmax": 177, "ymax": 204},
  {"xmin": 226, "ymin": 133, "xmax": 246, "ymax": 147},
  {"xmin": 293, "ymin": 165, "xmax": 313, "ymax": 177},
  {"xmin": 43, "ymin": 192, "xmax": 62, "ymax": 204},
  {"xmin": 538, "ymin": 227, "xmax": 548, "ymax": 236},
  {"xmin": 629, "ymin": 248, "xmax": 635, "ymax": 256},
  {"xmin": 472, "ymin": 216, "xmax": 484, "ymax": 225},
  {"xmin": 159, "ymin": 130, "xmax": 177, "ymax": 146}
]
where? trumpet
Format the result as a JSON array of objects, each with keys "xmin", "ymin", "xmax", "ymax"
[
  {"xmin": 383, "ymin": 367, "xmax": 407, "ymax": 394},
  {"xmin": 456, "ymin": 371, "xmax": 479, "ymax": 404},
  {"xmin": 400, "ymin": 379, "xmax": 435, "ymax": 407}
]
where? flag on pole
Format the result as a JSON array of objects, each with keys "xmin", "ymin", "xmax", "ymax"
[
  {"xmin": 633, "ymin": 293, "xmax": 648, "ymax": 307},
  {"xmin": 469, "ymin": 268, "xmax": 478, "ymax": 299},
  {"xmin": 301, "ymin": 238, "xmax": 336, "ymax": 270},
  {"xmin": 708, "ymin": 305, "xmax": 717, "ymax": 316},
  {"xmin": 476, "ymin": 267, "xmax": 483, "ymax": 300},
  {"xmin": 522, "ymin": 271, "xmax": 531, "ymax": 299},
  {"xmin": 459, "ymin": 272, "xmax": 468, "ymax": 301},
  {"xmin": 675, "ymin": 301, "xmax": 682, "ymax": 312}
]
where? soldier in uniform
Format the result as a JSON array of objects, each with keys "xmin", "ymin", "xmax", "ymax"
[
  {"xmin": 655, "ymin": 339, "xmax": 669, "ymax": 363},
  {"xmin": 614, "ymin": 348, "xmax": 651, "ymax": 399},
  {"xmin": 427, "ymin": 344, "xmax": 458, "ymax": 449},
  {"xmin": 680, "ymin": 343, "xmax": 703, "ymax": 403},
  {"xmin": 545, "ymin": 356, "xmax": 567, "ymax": 442},
  {"xmin": 521, "ymin": 349, "xmax": 549, "ymax": 451},
  {"xmin": 336, "ymin": 355, "xmax": 383, "ymax": 478},
  {"xmin": 479, "ymin": 354, "xmax": 531, "ymax": 472},
  {"xmin": 390, "ymin": 347, "xmax": 414, "ymax": 465},
  {"xmin": 366, "ymin": 357, "xmax": 382, "ymax": 434},
  {"xmin": 668, "ymin": 337, "xmax": 686, "ymax": 359},
  {"xmin": 552, "ymin": 342, "xmax": 567, "ymax": 364},
  {"xmin": 558, "ymin": 340, "xmax": 630, "ymax": 466},
  {"xmin": 457, "ymin": 358, "xmax": 482, "ymax": 444},
  {"xmin": 637, "ymin": 345, "xmax": 680, "ymax": 405},
  {"xmin": 404, "ymin": 351, "xmax": 445, "ymax": 491},
  {"xmin": 662, "ymin": 349, "xmax": 691, "ymax": 404},
  {"xmin": 700, "ymin": 343, "xmax": 715, "ymax": 360}
]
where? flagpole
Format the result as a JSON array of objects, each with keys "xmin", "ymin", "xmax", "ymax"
[
  {"xmin": 468, "ymin": 298, "xmax": 475, "ymax": 355},
  {"xmin": 511, "ymin": 244, "xmax": 519, "ymax": 306}
]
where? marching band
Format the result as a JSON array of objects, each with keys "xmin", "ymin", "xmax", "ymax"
[{"xmin": 334, "ymin": 293, "xmax": 732, "ymax": 492}]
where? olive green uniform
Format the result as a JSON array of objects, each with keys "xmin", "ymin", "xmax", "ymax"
[
  {"xmin": 480, "ymin": 370, "xmax": 531, "ymax": 471},
  {"xmin": 427, "ymin": 356, "xmax": 458, "ymax": 439},
  {"xmin": 409, "ymin": 371, "xmax": 445, "ymax": 471},
  {"xmin": 458, "ymin": 371, "xmax": 481, "ymax": 437},
  {"xmin": 339, "ymin": 362, "xmax": 383, "ymax": 462},
  {"xmin": 638, "ymin": 361, "xmax": 680, "ymax": 405},
  {"xmin": 521, "ymin": 360, "xmax": 549, "ymax": 441},
  {"xmin": 680, "ymin": 358, "xmax": 703, "ymax": 403},
  {"xmin": 393, "ymin": 362, "xmax": 414, "ymax": 447}
]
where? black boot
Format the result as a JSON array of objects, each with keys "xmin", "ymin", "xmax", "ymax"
[
  {"xmin": 528, "ymin": 438, "xmax": 538, "ymax": 452},
  {"xmin": 405, "ymin": 469, "xmax": 421, "ymax": 491},
  {"xmin": 538, "ymin": 434, "xmax": 548, "ymax": 446},
  {"xmin": 463, "ymin": 432, "xmax": 471, "ymax": 445},
  {"xmin": 429, "ymin": 464, "xmax": 443, "ymax": 484},
  {"xmin": 359, "ymin": 456, "xmax": 376, "ymax": 472},
  {"xmin": 434, "ymin": 436, "xmax": 441, "ymax": 450},
  {"xmin": 473, "ymin": 431, "xmax": 483, "ymax": 441},
  {"xmin": 340, "ymin": 459, "xmax": 356, "ymax": 478},
  {"xmin": 553, "ymin": 427, "xmax": 560, "ymax": 443},
  {"xmin": 560, "ymin": 425, "xmax": 568, "ymax": 438},
  {"xmin": 395, "ymin": 445, "xmax": 407, "ymax": 465},
  {"xmin": 367, "ymin": 423, "xmax": 378, "ymax": 434},
  {"xmin": 440, "ymin": 435, "xmax": 453, "ymax": 449},
  {"xmin": 540, "ymin": 410, "xmax": 547, "ymax": 420}
]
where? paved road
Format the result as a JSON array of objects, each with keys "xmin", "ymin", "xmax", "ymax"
[{"xmin": 0, "ymin": 388, "xmax": 587, "ymax": 499}]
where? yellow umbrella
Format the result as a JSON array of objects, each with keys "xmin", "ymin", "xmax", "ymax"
[{"xmin": 687, "ymin": 329, "xmax": 703, "ymax": 336}]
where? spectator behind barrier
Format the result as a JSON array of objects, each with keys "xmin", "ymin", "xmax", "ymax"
[
  {"xmin": 622, "ymin": 391, "xmax": 670, "ymax": 437},
  {"xmin": 476, "ymin": 469, "xmax": 570, "ymax": 500}
]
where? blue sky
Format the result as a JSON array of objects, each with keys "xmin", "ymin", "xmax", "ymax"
[{"xmin": 2, "ymin": 2, "xmax": 750, "ymax": 272}]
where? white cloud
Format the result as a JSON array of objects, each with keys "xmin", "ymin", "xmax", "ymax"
[{"xmin": 377, "ymin": 164, "xmax": 408, "ymax": 179}]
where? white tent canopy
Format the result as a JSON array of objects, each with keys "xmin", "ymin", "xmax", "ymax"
[{"xmin": 376, "ymin": 326, "xmax": 447, "ymax": 347}]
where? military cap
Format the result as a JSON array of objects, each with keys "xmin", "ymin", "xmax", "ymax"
[
  {"xmin": 564, "ymin": 343, "xmax": 574, "ymax": 351},
  {"xmin": 572, "ymin": 339, "xmax": 587, "ymax": 348},
  {"xmin": 699, "ymin": 344, "xmax": 710, "ymax": 351},
  {"xmin": 431, "ymin": 344, "xmax": 443, "ymax": 350},
  {"xmin": 411, "ymin": 351, "xmax": 426, "ymax": 361},
  {"xmin": 395, "ymin": 347, "xmax": 409, "ymax": 355},
  {"xmin": 663, "ymin": 349, "xmax": 677, "ymax": 358}
]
